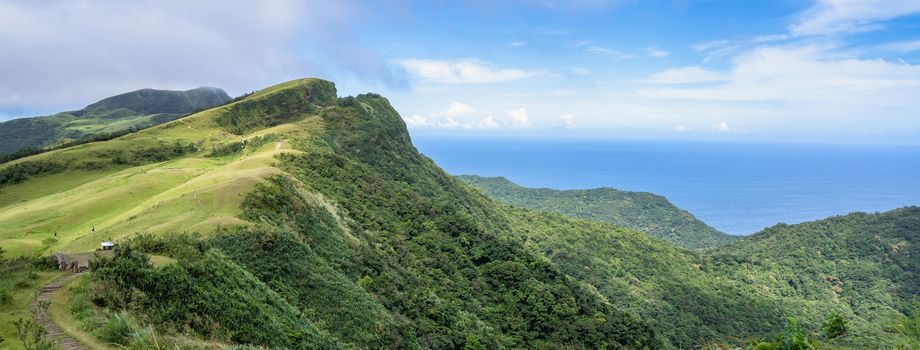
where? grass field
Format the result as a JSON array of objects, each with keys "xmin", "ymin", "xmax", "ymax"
[
  {"xmin": 0, "ymin": 79, "xmax": 325, "ymax": 258},
  {"xmin": 0, "ymin": 270, "xmax": 63, "ymax": 350}
]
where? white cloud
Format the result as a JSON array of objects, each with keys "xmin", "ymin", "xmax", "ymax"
[
  {"xmin": 397, "ymin": 59, "xmax": 537, "ymax": 84},
  {"xmin": 692, "ymin": 39, "xmax": 730, "ymax": 52},
  {"xmin": 465, "ymin": 116, "xmax": 500, "ymax": 129},
  {"xmin": 578, "ymin": 41, "xmax": 636, "ymax": 60},
  {"xmin": 438, "ymin": 117, "xmax": 461, "ymax": 128},
  {"xmin": 791, "ymin": 0, "xmax": 920, "ymax": 35},
  {"xmin": 646, "ymin": 66, "xmax": 729, "ymax": 84},
  {"xmin": 0, "ymin": 0, "xmax": 403, "ymax": 114},
  {"xmin": 637, "ymin": 44, "xmax": 920, "ymax": 103},
  {"xmin": 509, "ymin": 41, "xmax": 528, "ymax": 47},
  {"xmin": 674, "ymin": 125, "xmax": 690, "ymax": 132},
  {"xmin": 505, "ymin": 108, "xmax": 532, "ymax": 127},
  {"xmin": 878, "ymin": 39, "xmax": 920, "ymax": 52},
  {"xmin": 559, "ymin": 113, "xmax": 575, "ymax": 128},
  {"xmin": 715, "ymin": 122, "xmax": 736, "ymax": 132},
  {"xmin": 403, "ymin": 114, "xmax": 429, "ymax": 127},
  {"xmin": 436, "ymin": 102, "xmax": 476, "ymax": 117},
  {"xmin": 645, "ymin": 47, "xmax": 671, "ymax": 58},
  {"xmin": 404, "ymin": 102, "xmax": 503, "ymax": 130}
]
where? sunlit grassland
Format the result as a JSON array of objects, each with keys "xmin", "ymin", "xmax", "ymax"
[{"xmin": 0, "ymin": 79, "xmax": 327, "ymax": 257}]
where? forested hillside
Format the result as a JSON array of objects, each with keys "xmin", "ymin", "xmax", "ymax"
[
  {"xmin": 0, "ymin": 78, "xmax": 916, "ymax": 349},
  {"xmin": 457, "ymin": 175, "xmax": 737, "ymax": 249},
  {"xmin": 0, "ymin": 87, "xmax": 231, "ymax": 157}
]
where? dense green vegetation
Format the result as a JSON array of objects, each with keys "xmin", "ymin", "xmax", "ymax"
[
  {"xmin": 2, "ymin": 78, "xmax": 917, "ymax": 349},
  {"xmin": 0, "ymin": 87, "xmax": 230, "ymax": 157},
  {"xmin": 457, "ymin": 175, "xmax": 737, "ymax": 249},
  {"xmin": 711, "ymin": 208, "xmax": 920, "ymax": 347},
  {"xmin": 215, "ymin": 80, "xmax": 335, "ymax": 135}
]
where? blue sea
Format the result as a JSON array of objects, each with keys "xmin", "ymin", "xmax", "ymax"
[{"xmin": 412, "ymin": 136, "xmax": 920, "ymax": 235}]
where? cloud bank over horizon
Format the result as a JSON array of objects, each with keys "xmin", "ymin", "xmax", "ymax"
[{"xmin": 2, "ymin": 0, "xmax": 920, "ymax": 144}]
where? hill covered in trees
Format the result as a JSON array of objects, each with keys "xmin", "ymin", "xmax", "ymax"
[
  {"xmin": 457, "ymin": 175, "xmax": 737, "ymax": 249},
  {"xmin": 0, "ymin": 78, "xmax": 916, "ymax": 349},
  {"xmin": 0, "ymin": 87, "xmax": 231, "ymax": 157}
]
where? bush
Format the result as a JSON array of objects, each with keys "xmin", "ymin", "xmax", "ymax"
[
  {"xmin": 97, "ymin": 311, "xmax": 136, "ymax": 345},
  {"xmin": 821, "ymin": 312, "xmax": 847, "ymax": 339},
  {"xmin": 0, "ymin": 289, "xmax": 11, "ymax": 305},
  {"xmin": 0, "ymin": 160, "xmax": 67, "ymax": 188},
  {"xmin": 748, "ymin": 317, "xmax": 818, "ymax": 350}
]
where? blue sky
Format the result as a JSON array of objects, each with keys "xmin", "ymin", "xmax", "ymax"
[{"xmin": 2, "ymin": 0, "xmax": 920, "ymax": 143}]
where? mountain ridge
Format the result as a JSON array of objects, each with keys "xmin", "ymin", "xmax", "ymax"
[
  {"xmin": 457, "ymin": 174, "xmax": 737, "ymax": 249},
  {"xmin": 0, "ymin": 86, "xmax": 231, "ymax": 157},
  {"xmin": 0, "ymin": 78, "xmax": 916, "ymax": 349}
]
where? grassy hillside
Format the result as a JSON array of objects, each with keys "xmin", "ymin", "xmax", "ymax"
[
  {"xmin": 0, "ymin": 79, "xmax": 663, "ymax": 349},
  {"xmin": 0, "ymin": 87, "xmax": 231, "ymax": 157},
  {"xmin": 457, "ymin": 175, "xmax": 737, "ymax": 249},
  {"xmin": 0, "ymin": 78, "xmax": 915, "ymax": 349}
]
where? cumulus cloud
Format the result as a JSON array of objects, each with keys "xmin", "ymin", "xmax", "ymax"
[
  {"xmin": 645, "ymin": 66, "xmax": 729, "ymax": 84},
  {"xmin": 0, "ymin": 0, "xmax": 402, "ymax": 115},
  {"xmin": 436, "ymin": 102, "xmax": 476, "ymax": 117},
  {"xmin": 397, "ymin": 59, "xmax": 538, "ymax": 83},
  {"xmin": 791, "ymin": 0, "xmax": 920, "ymax": 35},
  {"xmin": 438, "ymin": 117, "xmax": 461, "ymax": 128},
  {"xmin": 465, "ymin": 116, "xmax": 500, "ymax": 129},
  {"xmin": 403, "ymin": 114, "xmax": 429, "ymax": 127},
  {"xmin": 715, "ymin": 122, "xmax": 736, "ymax": 132},
  {"xmin": 505, "ymin": 108, "xmax": 532, "ymax": 127}
]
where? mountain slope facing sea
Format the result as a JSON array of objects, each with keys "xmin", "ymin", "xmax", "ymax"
[
  {"xmin": 457, "ymin": 175, "xmax": 736, "ymax": 249},
  {"xmin": 0, "ymin": 78, "xmax": 917, "ymax": 349},
  {"xmin": 0, "ymin": 87, "xmax": 232, "ymax": 157}
]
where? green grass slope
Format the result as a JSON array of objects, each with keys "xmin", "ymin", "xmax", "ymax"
[
  {"xmin": 457, "ymin": 175, "xmax": 737, "ymax": 249},
  {"xmin": 0, "ymin": 78, "xmax": 664, "ymax": 349},
  {"xmin": 0, "ymin": 87, "xmax": 231, "ymax": 157},
  {"xmin": 1, "ymin": 78, "xmax": 915, "ymax": 349}
]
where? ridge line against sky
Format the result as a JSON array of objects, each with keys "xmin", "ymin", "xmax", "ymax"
[{"xmin": 1, "ymin": 0, "xmax": 919, "ymax": 144}]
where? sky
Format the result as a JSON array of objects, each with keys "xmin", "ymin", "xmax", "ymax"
[{"xmin": 1, "ymin": 0, "xmax": 920, "ymax": 144}]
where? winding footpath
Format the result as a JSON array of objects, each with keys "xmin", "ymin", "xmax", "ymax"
[{"xmin": 30, "ymin": 273, "xmax": 89, "ymax": 350}]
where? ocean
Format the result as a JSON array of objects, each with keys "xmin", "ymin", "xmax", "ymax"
[{"xmin": 412, "ymin": 136, "xmax": 920, "ymax": 235}]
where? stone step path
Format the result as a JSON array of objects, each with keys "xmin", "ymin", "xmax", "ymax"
[{"xmin": 30, "ymin": 273, "xmax": 90, "ymax": 350}]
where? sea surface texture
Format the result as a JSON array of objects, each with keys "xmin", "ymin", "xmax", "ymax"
[{"xmin": 413, "ymin": 136, "xmax": 920, "ymax": 234}]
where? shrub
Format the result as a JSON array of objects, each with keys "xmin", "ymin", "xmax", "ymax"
[
  {"xmin": 0, "ymin": 160, "xmax": 67, "ymax": 188},
  {"xmin": 821, "ymin": 312, "xmax": 847, "ymax": 339},
  {"xmin": 0, "ymin": 289, "xmax": 11, "ymax": 305},
  {"xmin": 97, "ymin": 311, "xmax": 136, "ymax": 345}
]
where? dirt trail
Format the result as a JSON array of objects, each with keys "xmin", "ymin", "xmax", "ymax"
[{"xmin": 30, "ymin": 273, "xmax": 89, "ymax": 350}]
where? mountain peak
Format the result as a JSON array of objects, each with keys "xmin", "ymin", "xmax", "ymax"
[{"xmin": 84, "ymin": 86, "xmax": 231, "ymax": 115}]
